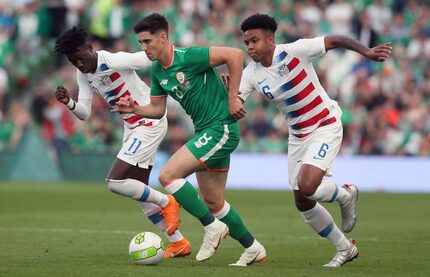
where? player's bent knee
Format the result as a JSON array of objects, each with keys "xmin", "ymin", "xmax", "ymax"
[
  {"xmin": 298, "ymin": 183, "xmax": 317, "ymax": 197},
  {"xmin": 158, "ymin": 169, "xmax": 176, "ymax": 186},
  {"xmin": 203, "ymin": 197, "xmax": 224, "ymax": 213},
  {"xmin": 107, "ymin": 179, "xmax": 140, "ymax": 200}
]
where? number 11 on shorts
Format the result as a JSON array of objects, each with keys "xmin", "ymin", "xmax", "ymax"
[{"xmin": 125, "ymin": 138, "xmax": 142, "ymax": 155}]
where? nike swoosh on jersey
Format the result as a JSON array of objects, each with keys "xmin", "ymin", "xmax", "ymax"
[
  {"xmin": 257, "ymin": 78, "xmax": 267, "ymax": 85},
  {"xmin": 170, "ymin": 247, "xmax": 186, "ymax": 257},
  {"xmin": 313, "ymin": 156, "xmax": 324, "ymax": 160}
]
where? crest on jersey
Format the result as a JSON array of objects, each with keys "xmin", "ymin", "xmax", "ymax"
[
  {"xmin": 278, "ymin": 63, "xmax": 289, "ymax": 76},
  {"xmin": 102, "ymin": 75, "xmax": 112, "ymax": 86},
  {"xmin": 176, "ymin": 72, "xmax": 190, "ymax": 89}
]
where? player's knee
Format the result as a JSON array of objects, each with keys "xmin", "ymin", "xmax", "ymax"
[
  {"xmin": 298, "ymin": 179, "xmax": 317, "ymax": 197},
  {"xmin": 106, "ymin": 179, "xmax": 135, "ymax": 199},
  {"xmin": 203, "ymin": 196, "xmax": 224, "ymax": 213},
  {"xmin": 295, "ymin": 196, "xmax": 316, "ymax": 211},
  {"xmin": 158, "ymin": 168, "xmax": 177, "ymax": 186},
  {"xmin": 107, "ymin": 179, "xmax": 122, "ymax": 194}
]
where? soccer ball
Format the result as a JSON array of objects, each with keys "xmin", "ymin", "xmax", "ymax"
[{"xmin": 129, "ymin": 232, "xmax": 166, "ymax": 265}]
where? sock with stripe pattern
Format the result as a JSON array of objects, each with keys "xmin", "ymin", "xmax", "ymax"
[
  {"xmin": 307, "ymin": 179, "xmax": 350, "ymax": 205},
  {"xmin": 301, "ymin": 202, "xmax": 350, "ymax": 251}
]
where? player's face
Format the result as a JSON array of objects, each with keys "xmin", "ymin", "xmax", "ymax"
[
  {"xmin": 243, "ymin": 29, "xmax": 274, "ymax": 63},
  {"xmin": 66, "ymin": 44, "xmax": 97, "ymax": 73},
  {"xmin": 137, "ymin": 31, "xmax": 167, "ymax": 61}
]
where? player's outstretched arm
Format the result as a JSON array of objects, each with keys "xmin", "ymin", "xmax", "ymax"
[
  {"xmin": 324, "ymin": 35, "xmax": 392, "ymax": 62},
  {"xmin": 111, "ymin": 95, "xmax": 166, "ymax": 119},
  {"xmin": 210, "ymin": 46, "xmax": 246, "ymax": 119}
]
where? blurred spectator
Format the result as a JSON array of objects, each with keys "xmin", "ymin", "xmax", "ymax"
[
  {"xmin": 0, "ymin": 101, "xmax": 29, "ymax": 150},
  {"xmin": 354, "ymin": 13, "xmax": 379, "ymax": 48},
  {"xmin": 366, "ymin": 0, "xmax": 393, "ymax": 35},
  {"xmin": 325, "ymin": 0, "xmax": 354, "ymax": 35},
  {"xmin": 1, "ymin": 0, "xmax": 429, "ymax": 158}
]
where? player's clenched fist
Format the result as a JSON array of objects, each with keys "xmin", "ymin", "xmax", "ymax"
[
  {"xmin": 111, "ymin": 95, "xmax": 136, "ymax": 114},
  {"xmin": 55, "ymin": 86, "xmax": 70, "ymax": 104},
  {"xmin": 229, "ymin": 96, "xmax": 247, "ymax": 119}
]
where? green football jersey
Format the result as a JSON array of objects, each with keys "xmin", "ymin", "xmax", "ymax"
[{"xmin": 150, "ymin": 46, "xmax": 236, "ymax": 131}]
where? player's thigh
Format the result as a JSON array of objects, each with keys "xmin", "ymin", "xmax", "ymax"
[
  {"xmin": 185, "ymin": 122, "xmax": 240, "ymax": 171},
  {"xmin": 196, "ymin": 171, "xmax": 227, "ymax": 210},
  {"xmin": 302, "ymin": 122, "xmax": 342, "ymax": 174},
  {"xmin": 107, "ymin": 158, "xmax": 153, "ymax": 183},
  {"xmin": 117, "ymin": 121, "xmax": 167, "ymax": 170},
  {"xmin": 288, "ymin": 122, "xmax": 342, "ymax": 189},
  {"xmin": 159, "ymin": 145, "xmax": 204, "ymax": 184}
]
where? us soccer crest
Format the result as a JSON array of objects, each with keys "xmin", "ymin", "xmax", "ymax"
[
  {"xmin": 102, "ymin": 75, "xmax": 112, "ymax": 86},
  {"xmin": 278, "ymin": 63, "xmax": 289, "ymax": 76},
  {"xmin": 176, "ymin": 72, "xmax": 190, "ymax": 89}
]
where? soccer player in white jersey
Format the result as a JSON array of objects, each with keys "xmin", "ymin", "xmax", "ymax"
[
  {"xmin": 235, "ymin": 14, "xmax": 392, "ymax": 267},
  {"xmin": 53, "ymin": 27, "xmax": 191, "ymax": 258}
]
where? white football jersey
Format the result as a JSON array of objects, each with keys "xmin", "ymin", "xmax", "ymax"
[
  {"xmin": 76, "ymin": 50, "xmax": 157, "ymax": 129},
  {"xmin": 239, "ymin": 37, "xmax": 340, "ymax": 138}
]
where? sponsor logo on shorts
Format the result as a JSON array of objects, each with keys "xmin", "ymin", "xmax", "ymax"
[{"xmin": 194, "ymin": 133, "xmax": 212, "ymax": 148}]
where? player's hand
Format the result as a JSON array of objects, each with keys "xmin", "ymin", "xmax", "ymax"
[
  {"xmin": 366, "ymin": 43, "xmax": 392, "ymax": 62},
  {"xmin": 229, "ymin": 96, "xmax": 246, "ymax": 119},
  {"xmin": 221, "ymin": 74, "xmax": 230, "ymax": 90},
  {"xmin": 111, "ymin": 95, "xmax": 136, "ymax": 114},
  {"xmin": 55, "ymin": 86, "xmax": 70, "ymax": 104}
]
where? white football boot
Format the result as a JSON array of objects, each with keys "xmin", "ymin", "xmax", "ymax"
[
  {"xmin": 340, "ymin": 184, "xmax": 359, "ymax": 233},
  {"xmin": 323, "ymin": 239, "xmax": 358, "ymax": 267},
  {"xmin": 229, "ymin": 239, "xmax": 266, "ymax": 267},
  {"xmin": 196, "ymin": 219, "xmax": 229, "ymax": 262}
]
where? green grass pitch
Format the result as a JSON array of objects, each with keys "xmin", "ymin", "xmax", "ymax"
[{"xmin": 1, "ymin": 182, "xmax": 429, "ymax": 276}]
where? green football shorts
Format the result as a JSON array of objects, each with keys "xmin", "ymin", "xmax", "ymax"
[{"xmin": 185, "ymin": 121, "xmax": 240, "ymax": 171}]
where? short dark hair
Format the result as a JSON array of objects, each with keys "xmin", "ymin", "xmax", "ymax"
[
  {"xmin": 240, "ymin": 14, "xmax": 278, "ymax": 33},
  {"xmin": 54, "ymin": 26, "xmax": 89, "ymax": 54},
  {"xmin": 134, "ymin": 13, "xmax": 169, "ymax": 35}
]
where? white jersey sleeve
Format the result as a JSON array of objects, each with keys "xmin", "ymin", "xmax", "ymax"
[
  {"xmin": 101, "ymin": 51, "xmax": 151, "ymax": 71},
  {"xmin": 287, "ymin": 37, "xmax": 326, "ymax": 61},
  {"xmin": 74, "ymin": 71, "xmax": 93, "ymax": 120},
  {"xmin": 238, "ymin": 65, "xmax": 256, "ymax": 102}
]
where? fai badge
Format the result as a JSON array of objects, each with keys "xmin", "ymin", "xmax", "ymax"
[{"xmin": 176, "ymin": 72, "xmax": 190, "ymax": 89}]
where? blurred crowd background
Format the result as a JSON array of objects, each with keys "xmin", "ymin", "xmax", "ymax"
[{"xmin": 1, "ymin": 0, "xmax": 430, "ymax": 171}]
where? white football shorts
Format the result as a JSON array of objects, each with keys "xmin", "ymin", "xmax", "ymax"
[
  {"xmin": 288, "ymin": 119, "xmax": 343, "ymax": 190},
  {"xmin": 117, "ymin": 115, "xmax": 168, "ymax": 169}
]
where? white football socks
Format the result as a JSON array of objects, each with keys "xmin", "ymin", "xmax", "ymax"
[
  {"xmin": 107, "ymin": 178, "xmax": 169, "ymax": 206},
  {"xmin": 307, "ymin": 179, "xmax": 351, "ymax": 205},
  {"xmin": 301, "ymin": 202, "xmax": 351, "ymax": 251}
]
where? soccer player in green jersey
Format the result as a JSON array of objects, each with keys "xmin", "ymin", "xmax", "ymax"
[{"xmin": 112, "ymin": 13, "xmax": 266, "ymax": 266}]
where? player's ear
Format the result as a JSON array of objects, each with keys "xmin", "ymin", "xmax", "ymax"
[
  {"xmin": 159, "ymin": 31, "xmax": 168, "ymax": 42},
  {"xmin": 268, "ymin": 33, "xmax": 275, "ymax": 46}
]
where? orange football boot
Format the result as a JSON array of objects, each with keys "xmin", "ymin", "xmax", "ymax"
[
  {"xmin": 161, "ymin": 194, "xmax": 180, "ymax": 236},
  {"xmin": 164, "ymin": 238, "xmax": 191, "ymax": 258}
]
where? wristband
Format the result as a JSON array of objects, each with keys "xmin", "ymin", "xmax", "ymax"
[{"xmin": 66, "ymin": 99, "xmax": 76, "ymax": 110}]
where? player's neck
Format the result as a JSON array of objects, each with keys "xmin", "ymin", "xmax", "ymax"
[
  {"xmin": 160, "ymin": 43, "xmax": 174, "ymax": 68},
  {"xmin": 261, "ymin": 46, "xmax": 276, "ymax": 67}
]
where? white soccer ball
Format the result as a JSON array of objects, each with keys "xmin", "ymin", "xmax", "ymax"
[{"xmin": 129, "ymin": 231, "xmax": 166, "ymax": 265}]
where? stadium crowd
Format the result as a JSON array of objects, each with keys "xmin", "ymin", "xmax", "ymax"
[{"xmin": 1, "ymin": 0, "xmax": 430, "ymax": 163}]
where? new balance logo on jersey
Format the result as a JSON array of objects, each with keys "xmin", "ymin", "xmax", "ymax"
[
  {"xmin": 160, "ymin": 79, "xmax": 168, "ymax": 85},
  {"xmin": 193, "ymin": 133, "xmax": 212, "ymax": 148}
]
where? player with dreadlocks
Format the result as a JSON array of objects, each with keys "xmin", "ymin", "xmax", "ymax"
[{"xmin": 54, "ymin": 26, "xmax": 191, "ymax": 258}]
